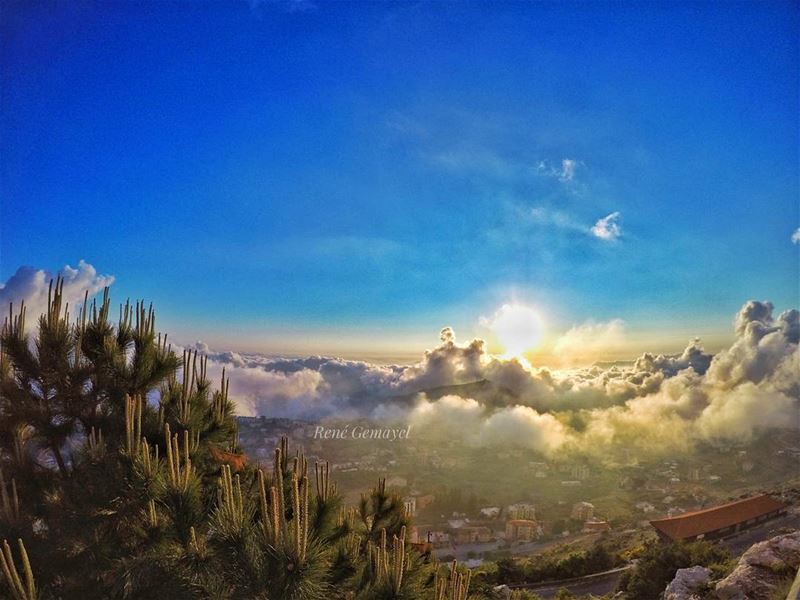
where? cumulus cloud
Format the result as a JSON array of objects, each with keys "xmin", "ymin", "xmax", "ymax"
[
  {"xmin": 408, "ymin": 395, "xmax": 568, "ymax": 454},
  {"xmin": 792, "ymin": 228, "xmax": 800, "ymax": 244},
  {"xmin": 0, "ymin": 261, "xmax": 114, "ymax": 323},
  {"xmin": 590, "ymin": 211, "xmax": 622, "ymax": 241},
  {"xmin": 8, "ymin": 262, "xmax": 793, "ymax": 459},
  {"xmin": 633, "ymin": 338, "xmax": 713, "ymax": 377},
  {"xmin": 708, "ymin": 301, "xmax": 799, "ymax": 389},
  {"xmin": 183, "ymin": 299, "xmax": 797, "ymax": 459}
]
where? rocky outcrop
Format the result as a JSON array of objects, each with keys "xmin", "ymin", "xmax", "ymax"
[
  {"xmin": 714, "ymin": 531, "xmax": 800, "ymax": 599},
  {"xmin": 664, "ymin": 566, "xmax": 712, "ymax": 600}
]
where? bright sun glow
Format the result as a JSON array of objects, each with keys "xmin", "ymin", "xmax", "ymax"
[{"xmin": 484, "ymin": 303, "xmax": 544, "ymax": 358}]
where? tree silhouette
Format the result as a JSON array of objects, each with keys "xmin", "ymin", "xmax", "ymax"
[{"xmin": 0, "ymin": 279, "xmax": 473, "ymax": 599}]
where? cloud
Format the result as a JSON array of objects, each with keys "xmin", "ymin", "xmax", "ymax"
[
  {"xmin": 174, "ymin": 298, "xmax": 798, "ymax": 461},
  {"xmin": 524, "ymin": 206, "xmax": 625, "ymax": 243},
  {"xmin": 553, "ymin": 319, "xmax": 626, "ymax": 361},
  {"xmin": 407, "ymin": 394, "xmax": 569, "ymax": 454},
  {"xmin": 0, "ymin": 261, "xmax": 114, "ymax": 323},
  {"xmin": 633, "ymin": 338, "xmax": 713, "ymax": 377},
  {"xmin": 536, "ymin": 158, "xmax": 581, "ymax": 182},
  {"xmin": 244, "ymin": 299, "xmax": 798, "ymax": 458},
  {"xmin": 792, "ymin": 228, "xmax": 800, "ymax": 245},
  {"xmin": 590, "ymin": 212, "xmax": 622, "ymax": 241},
  {"xmin": 559, "ymin": 159, "xmax": 578, "ymax": 181},
  {"xmin": 9, "ymin": 265, "xmax": 792, "ymax": 459},
  {"xmin": 706, "ymin": 301, "xmax": 799, "ymax": 389}
]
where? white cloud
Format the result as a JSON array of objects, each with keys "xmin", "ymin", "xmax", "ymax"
[
  {"xmin": 175, "ymin": 298, "xmax": 797, "ymax": 458},
  {"xmin": 536, "ymin": 158, "xmax": 581, "ymax": 182},
  {"xmin": 559, "ymin": 158, "xmax": 578, "ymax": 181},
  {"xmin": 523, "ymin": 206, "xmax": 625, "ymax": 243},
  {"xmin": 407, "ymin": 395, "xmax": 568, "ymax": 454},
  {"xmin": 9, "ymin": 264, "xmax": 793, "ymax": 459},
  {"xmin": 590, "ymin": 212, "xmax": 622, "ymax": 241},
  {"xmin": 553, "ymin": 318, "xmax": 626, "ymax": 360},
  {"xmin": 792, "ymin": 228, "xmax": 800, "ymax": 244},
  {"xmin": 0, "ymin": 261, "xmax": 114, "ymax": 324}
]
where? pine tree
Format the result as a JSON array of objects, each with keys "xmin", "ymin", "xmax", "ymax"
[{"xmin": 0, "ymin": 280, "xmax": 473, "ymax": 599}]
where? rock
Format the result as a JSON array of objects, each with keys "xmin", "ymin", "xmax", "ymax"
[
  {"xmin": 491, "ymin": 584, "xmax": 512, "ymax": 599},
  {"xmin": 664, "ymin": 566, "xmax": 711, "ymax": 600},
  {"xmin": 715, "ymin": 531, "xmax": 800, "ymax": 600}
]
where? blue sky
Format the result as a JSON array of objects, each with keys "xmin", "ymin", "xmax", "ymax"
[{"xmin": 2, "ymin": 1, "xmax": 798, "ymax": 360}]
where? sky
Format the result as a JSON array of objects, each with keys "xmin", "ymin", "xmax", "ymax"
[{"xmin": 1, "ymin": 0, "xmax": 798, "ymax": 364}]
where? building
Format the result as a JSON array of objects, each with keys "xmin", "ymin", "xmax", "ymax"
[
  {"xmin": 428, "ymin": 531, "xmax": 450, "ymax": 547},
  {"xmin": 453, "ymin": 526, "xmax": 493, "ymax": 544},
  {"xmin": 505, "ymin": 519, "xmax": 540, "ymax": 542},
  {"xmin": 571, "ymin": 502, "xmax": 595, "ymax": 521},
  {"xmin": 570, "ymin": 464, "xmax": 590, "ymax": 480},
  {"xmin": 507, "ymin": 503, "xmax": 536, "ymax": 520},
  {"xmin": 209, "ymin": 446, "xmax": 247, "ymax": 471},
  {"xmin": 583, "ymin": 519, "xmax": 611, "ymax": 533},
  {"xmin": 386, "ymin": 476, "xmax": 407, "ymax": 488},
  {"xmin": 650, "ymin": 494, "xmax": 788, "ymax": 543}
]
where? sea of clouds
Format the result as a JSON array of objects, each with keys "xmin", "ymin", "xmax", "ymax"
[{"xmin": 3, "ymin": 262, "xmax": 798, "ymax": 459}]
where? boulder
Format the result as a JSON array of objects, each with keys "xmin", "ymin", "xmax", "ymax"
[
  {"xmin": 664, "ymin": 566, "xmax": 711, "ymax": 600},
  {"xmin": 715, "ymin": 531, "xmax": 800, "ymax": 600}
]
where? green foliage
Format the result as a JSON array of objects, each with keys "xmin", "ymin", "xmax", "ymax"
[
  {"xmin": 509, "ymin": 591, "xmax": 544, "ymax": 600},
  {"xmin": 0, "ymin": 281, "xmax": 465, "ymax": 599},
  {"xmin": 617, "ymin": 539, "xmax": 731, "ymax": 600},
  {"xmin": 486, "ymin": 538, "xmax": 621, "ymax": 586}
]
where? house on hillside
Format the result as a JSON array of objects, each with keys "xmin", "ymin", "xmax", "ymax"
[
  {"xmin": 571, "ymin": 501, "xmax": 595, "ymax": 521},
  {"xmin": 506, "ymin": 503, "xmax": 536, "ymax": 520},
  {"xmin": 480, "ymin": 506, "xmax": 501, "ymax": 518},
  {"xmin": 505, "ymin": 519, "xmax": 540, "ymax": 542},
  {"xmin": 386, "ymin": 476, "xmax": 407, "ymax": 488},
  {"xmin": 650, "ymin": 494, "xmax": 787, "ymax": 543},
  {"xmin": 583, "ymin": 519, "xmax": 611, "ymax": 533},
  {"xmin": 453, "ymin": 526, "xmax": 493, "ymax": 544}
]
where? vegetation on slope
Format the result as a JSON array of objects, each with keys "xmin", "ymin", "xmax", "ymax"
[{"xmin": 0, "ymin": 280, "xmax": 471, "ymax": 599}]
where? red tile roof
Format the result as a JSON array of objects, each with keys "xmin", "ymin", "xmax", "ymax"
[
  {"xmin": 210, "ymin": 445, "xmax": 247, "ymax": 471},
  {"xmin": 650, "ymin": 494, "xmax": 787, "ymax": 541}
]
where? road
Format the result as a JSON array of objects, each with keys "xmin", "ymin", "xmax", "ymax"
[
  {"xmin": 510, "ymin": 565, "xmax": 632, "ymax": 599},
  {"xmin": 720, "ymin": 511, "xmax": 800, "ymax": 556}
]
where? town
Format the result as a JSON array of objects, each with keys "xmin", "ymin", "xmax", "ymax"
[{"xmin": 237, "ymin": 416, "xmax": 800, "ymax": 571}]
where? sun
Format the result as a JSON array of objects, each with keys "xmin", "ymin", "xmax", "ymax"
[{"xmin": 484, "ymin": 303, "xmax": 544, "ymax": 359}]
